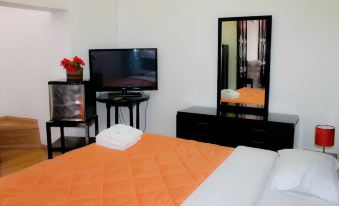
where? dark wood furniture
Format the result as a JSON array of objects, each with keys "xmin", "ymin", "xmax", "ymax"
[
  {"xmin": 96, "ymin": 93, "xmax": 150, "ymax": 129},
  {"xmin": 177, "ymin": 106, "xmax": 299, "ymax": 151},
  {"xmin": 218, "ymin": 16, "xmax": 272, "ymax": 115},
  {"xmin": 46, "ymin": 115, "xmax": 98, "ymax": 159}
]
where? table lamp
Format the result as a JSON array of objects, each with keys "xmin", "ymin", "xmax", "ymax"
[{"xmin": 315, "ymin": 125, "xmax": 335, "ymax": 153}]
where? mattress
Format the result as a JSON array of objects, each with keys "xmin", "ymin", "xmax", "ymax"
[{"xmin": 0, "ymin": 133, "xmax": 233, "ymax": 205}]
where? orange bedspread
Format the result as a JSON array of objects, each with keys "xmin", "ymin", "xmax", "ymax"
[
  {"xmin": 0, "ymin": 133, "xmax": 233, "ymax": 206},
  {"xmin": 221, "ymin": 87, "xmax": 265, "ymax": 106}
]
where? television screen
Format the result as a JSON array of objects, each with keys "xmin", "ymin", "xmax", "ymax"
[{"xmin": 89, "ymin": 48, "xmax": 157, "ymax": 91}]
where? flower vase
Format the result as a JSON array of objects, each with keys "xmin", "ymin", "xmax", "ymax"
[{"xmin": 66, "ymin": 69, "xmax": 83, "ymax": 82}]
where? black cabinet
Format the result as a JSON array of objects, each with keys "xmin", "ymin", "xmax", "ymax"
[
  {"xmin": 177, "ymin": 106, "xmax": 298, "ymax": 151},
  {"xmin": 48, "ymin": 80, "xmax": 96, "ymax": 121},
  {"xmin": 47, "ymin": 80, "xmax": 98, "ymax": 159}
]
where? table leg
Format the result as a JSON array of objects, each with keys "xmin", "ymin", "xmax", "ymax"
[
  {"xmin": 85, "ymin": 125, "xmax": 89, "ymax": 144},
  {"xmin": 136, "ymin": 103, "xmax": 140, "ymax": 129},
  {"xmin": 106, "ymin": 104, "xmax": 111, "ymax": 128},
  {"xmin": 60, "ymin": 126, "xmax": 65, "ymax": 154},
  {"xmin": 46, "ymin": 123, "xmax": 53, "ymax": 159},
  {"xmin": 95, "ymin": 115, "xmax": 99, "ymax": 135},
  {"xmin": 115, "ymin": 106, "xmax": 119, "ymax": 124},
  {"xmin": 129, "ymin": 105, "xmax": 133, "ymax": 127}
]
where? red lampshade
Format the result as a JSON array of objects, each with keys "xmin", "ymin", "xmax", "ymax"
[{"xmin": 315, "ymin": 125, "xmax": 335, "ymax": 147}]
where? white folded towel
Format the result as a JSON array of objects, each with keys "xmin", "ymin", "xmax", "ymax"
[
  {"xmin": 96, "ymin": 124, "xmax": 143, "ymax": 150},
  {"xmin": 221, "ymin": 89, "xmax": 240, "ymax": 99}
]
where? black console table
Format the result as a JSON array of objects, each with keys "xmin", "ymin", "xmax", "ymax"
[
  {"xmin": 46, "ymin": 115, "xmax": 98, "ymax": 159},
  {"xmin": 96, "ymin": 93, "xmax": 150, "ymax": 129},
  {"xmin": 177, "ymin": 106, "xmax": 299, "ymax": 151}
]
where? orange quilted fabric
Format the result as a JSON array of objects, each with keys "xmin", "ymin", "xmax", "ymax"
[
  {"xmin": 0, "ymin": 133, "xmax": 233, "ymax": 206},
  {"xmin": 221, "ymin": 87, "xmax": 265, "ymax": 106}
]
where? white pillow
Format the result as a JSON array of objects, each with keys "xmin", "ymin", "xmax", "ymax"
[{"xmin": 270, "ymin": 149, "xmax": 339, "ymax": 203}]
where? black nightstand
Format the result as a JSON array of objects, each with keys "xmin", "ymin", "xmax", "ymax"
[{"xmin": 46, "ymin": 115, "xmax": 98, "ymax": 159}]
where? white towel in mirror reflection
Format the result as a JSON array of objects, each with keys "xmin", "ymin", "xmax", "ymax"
[{"xmin": 221, "ymin": 89, "xmax": 240, "ymax": 99}]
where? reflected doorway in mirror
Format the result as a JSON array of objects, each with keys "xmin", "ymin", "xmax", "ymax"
[{"xmin": 217, "ymin": 16, "xmax": 272, "ymax": 116}]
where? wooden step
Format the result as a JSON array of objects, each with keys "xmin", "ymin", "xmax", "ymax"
[
  {"xmin": 0, "ymin": 116, "xmax": 41, "ymax": 149},
  {"xmin": 0, "ymin": 148, "xmax": 61, "ymax": 177}
]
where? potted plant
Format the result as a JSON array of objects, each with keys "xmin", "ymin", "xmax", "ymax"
[{"xmin": 60, "ymin": 56, "xmax": 85, "ymax": 82}]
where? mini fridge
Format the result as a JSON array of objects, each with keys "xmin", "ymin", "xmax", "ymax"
[{"xmin": 48, "ymin": 80, "xmax": 96, "ymax": 121}]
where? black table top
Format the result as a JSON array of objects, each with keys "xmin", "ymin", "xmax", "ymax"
[
  {"xmin": 96, "ymin": 93, "xmax": 150, "ymax": 104},
  {"xmin": 178, "ymin": 106, "xmax": 299, "ymax": 125}
]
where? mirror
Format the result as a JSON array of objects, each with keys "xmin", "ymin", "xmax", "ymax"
[{"xmin": 217, "ymin": 16, "xmax": 272, "ymax": 116}]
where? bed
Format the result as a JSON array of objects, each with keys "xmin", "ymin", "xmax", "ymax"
[
  {"xmin": 0, "ymin": 133, "xmax": 338, "ymax": 206},
  {"xmin": 0, "ymin": 133, "xmax": 232, "ymax": 205}
]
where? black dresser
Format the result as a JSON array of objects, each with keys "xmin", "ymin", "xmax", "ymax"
[{"xmin": 177, "ymin": 106, "xmax": 299, "ymax": 151}]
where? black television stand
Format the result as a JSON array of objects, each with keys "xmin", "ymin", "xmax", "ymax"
[{"xmin": 96, "ymin": 93, "xmax": 150, "ymax": 129}]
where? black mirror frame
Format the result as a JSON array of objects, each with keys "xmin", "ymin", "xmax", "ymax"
[{"xmin": 217, "ymin": 15, "xmax": 272, "ymax": 116}]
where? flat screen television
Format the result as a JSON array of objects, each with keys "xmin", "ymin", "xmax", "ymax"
[{"xmin": 89, "ymin": 48, "xmax": 158, "ymax": 93}]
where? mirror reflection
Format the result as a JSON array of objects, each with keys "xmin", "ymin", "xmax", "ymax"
[{"xmin": 218, "ymin": 16, "xmax": 271, "ymax": 114}]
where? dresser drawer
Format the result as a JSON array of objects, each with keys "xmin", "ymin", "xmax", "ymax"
[
  {"xmin": 216, "ymin": 118, "xmax": 248, "ymax": 147},
  {"xmin": 177, "ymin": 106, "xmax": 298, "ymax": 151},
  {"xmin": 248, "ymin": 132, "xmax": 270, "ymax": 149},
  {"xmin": 176, "ymin": 113, "xmax": 217, "ymax": 143},
  {"xmin": 244, "ymin": 121, "xmax": 270, "ymax": 149},
  {"xmin": 242, "ymin": 120, "xmax": 295, "ymax": 150},
  {"xmin": 266, "ymin": 122, "xmax": 295, "ymax": 150}
]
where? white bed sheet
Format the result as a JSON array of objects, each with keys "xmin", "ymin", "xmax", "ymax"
[{"xmin": 182, "ymin": 146, "xmax": 277, "ymax": 206}]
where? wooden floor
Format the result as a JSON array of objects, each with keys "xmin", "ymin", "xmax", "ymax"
[{"xmin": 0, "ymin": 148, "xmax": 61, "ymax": 177}]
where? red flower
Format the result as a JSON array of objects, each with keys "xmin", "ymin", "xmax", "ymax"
[
  {"xmin": 73, "ymin": 56, "xmax": 85, "ymax": 66},
  {"xmin": 60, "ymin": 56, "xmax": 85, "ymax": 71},
  {"xmin": 66, "ymin": 65, "xmax": 77, "ymax": 72},
  {"xmin": 60, "ymin": 58, "xmax": 71, "ymax": 67}
]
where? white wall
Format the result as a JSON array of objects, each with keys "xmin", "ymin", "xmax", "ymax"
[
  {"xmin": 116, "ymin": 0, "xmax": 339, "ymax": 154},
  {"xmin": 0, "ymin": 41, "xmax": 8, "ymax": 116},
  {"xmin": 0, "ymin": 5, "xmax": 70, "ymax": 143},
  {"xmin": 0, "ymin": 0, "xmax": 67, "ymax": 10},
  {"xmin": 66, "ymin": 0, "xmax": 118, "ymax": 135},
  {"xmin": 1, "ymin": 0, "xmax": 339, "ymax": 155},
  {"xmin": 0, "ymin": 0, "xmax": 118, "ymax": 142},
  {"xmin": 0, "ymin": 92, "xmax": 7, "ymax": 116}
]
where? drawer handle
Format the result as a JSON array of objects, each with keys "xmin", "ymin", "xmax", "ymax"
[
  {"xmin": 196, "ymin": 122, "xmax": 208, "ymax": 126},
  {"xmin": 251, "ymin": 135, "xmax": 267, "ymax": 140},
  {"xmin": 251, "ymin": 140, "xmax": 266, "ymax": 145},
  {"xmin": 251, "ymin": 128, "xmax": 267, "ymax": 133}
]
